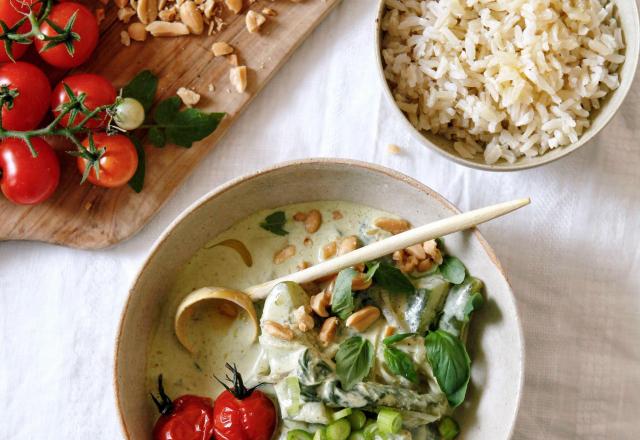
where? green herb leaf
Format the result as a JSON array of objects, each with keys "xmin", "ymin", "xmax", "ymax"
[
  {"xmin": 150, "ymin": 96, "xmax": 225, "ymax": 148},
  {"xmin": 122, "ymin": 70, "xmax": 158, "ymax": 112},
  {"xmin": 148, "ymin": 126, "xmax": 166, "ymax": 148},
  {"xmin": 335, "ymin": 336, "xmax": 374, "ymax": 390},
  {"xmin": 440, "ymin": 256, "xmax": 466, "ymax": 285},
  {"xmin": 363, "ymin": 261, "xmax": 380, "ymax": 282},
  {"xmin": 373, "ymin": 262, "xmax": 415, "ymax": 294},
  {"xmin": 259, "ymin": 211, "xmax": 288, "ymax": 236},
  {"xmin": 127, "ymin": 135, "xmax": 145, "ymax": 193},
  {"xmin": 331, "ymin": 268, "xmax": 358, "ymax": 320},
  {"xmin": 463, "ymin": 291, "xmax": 484, "ymax": 319},
  {"xmin": 425, "ymin": 330, "xmax": 471, "ymax": 407},
  {"xmin": 383, "ymin": 332, "xmax": 416, "ymax": 346},
  {"xmin": 438, "ymin": 416, "xmax": 460, "ymax": 440},
  {"xmin": 383, "ymin": 347, "xmax": 418, "ymax": 383}
]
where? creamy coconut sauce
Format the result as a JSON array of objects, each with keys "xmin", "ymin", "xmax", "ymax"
[{"xmin": 146, "ymin": 201, "xmax": 396, "ymax": 402}]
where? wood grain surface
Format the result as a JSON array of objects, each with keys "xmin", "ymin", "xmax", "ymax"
[{"xmin": 0, "ymin": 0, "xmax": 340, "ymax": 249}]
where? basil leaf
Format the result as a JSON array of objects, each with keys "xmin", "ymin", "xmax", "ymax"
[
  {"xmin": 151, "ymin": 96, "xmax": 225, "ymax": 148},
  {"xmin": 363, "ymin": 261, "xmax": 380, "ymax": 282},
  {"xmin": 383, "ymin": 332, "xmax": 415, "ymax": 346},
  {"xmin": 384, "ymin": 347, "xmax": 418, "ymax": 383},
  {"xmin": 425, "ymin": 330, "xmax": 471, "ymax": 407},
  {"xmin": 373, "ymin": 262, "xmax": 415, "ymax": 294},
  {"xmin": 127, "ymin": 134, "xmax": 145, "ymax": 193},
  {"xmin": 122, "ymin": 70, "xmax": 158, "ymax": 112},
  {"xmin": 148, "ymin": 126, "xmax": 166, "ymax": 148},
  {"xmin": 440, "ymin": 256, "xmax": 466, "ymax": 285},
  {"xmin": 331, "ymin": 268, "xmax": 358, "ymax": 320},
  {"xmin": 335, "ymin": 336, "xmax": 374, "ymax": 390},
  {"xmin": 259, "ymin": 211, "xmax": 288, "ymax": 236}
]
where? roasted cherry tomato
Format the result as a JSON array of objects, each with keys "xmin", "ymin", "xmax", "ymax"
[
  {"xmin": 0, "ymin": 137, "xmax": 60, "ymax": 205},
  {"xmin": 76, "ymin": 132, "xmax": 137, "ymax": 188},
  {"xmin": 34, "ymin": 2, "xmax": 98, "ymax": 68},
  {"xmin": 213, "ymin": 363, "xmax": 277, "ymax": 440},
  {"xmin": 0, "ymin": 0, "xmax": 41, "ymax": 62},
  {"xmin": 151, "ymin": 375, "xmax": 215, "ymax": 440},
  {"xmin": 51, "ymin": 73, "xmax": 116, "ymax": 129},
  {"xmin": 0, "ymin": 61, "xmax": 51, "ymax": 131}
]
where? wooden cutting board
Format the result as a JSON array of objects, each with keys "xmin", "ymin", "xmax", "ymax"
[{"xmin": 0, "ymin": 0, "xmax": 341, "ymax": 249}]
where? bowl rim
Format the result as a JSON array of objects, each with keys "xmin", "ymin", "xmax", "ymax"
[
  {"xmin": 373, "ymin": 0, "xmax": 640, "ymax": 171},
  {"xmin": 113, "ymin": 158, "xmax": 526, "ymax": 438}
]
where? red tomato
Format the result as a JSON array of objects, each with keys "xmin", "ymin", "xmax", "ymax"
[
  {"xmin": 0, "ymin": 0, "xmax": 41, "ymax": 62},
  {"xmin": 151, "ymin": 375, "xmax": 215, "ymax": 440},
  {"xmin": 0, "ymin": 137, "xmax": 60, "ymax": 204},
  {"xmin": 0, "ymin": 61, "xmax": 50, "ymax": 131},
  {"xmin": 51, "ymin": 74, "xmax": 116, "ymax": 129},
  {"xmin": 213, "ymin": 364, "xmax": 276, "ymax": 440},
  {"xmin": 76, "ymin": 132, "xmax": 137, "ymax": 188},
  {"xmin": 34, "ymin": 2, "xmax": 98, "ymax": 68}
]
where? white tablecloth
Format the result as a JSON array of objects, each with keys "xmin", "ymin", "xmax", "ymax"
[{"xmin": 1, "ymin": 1, "xmax": 639, "ymax": 438}]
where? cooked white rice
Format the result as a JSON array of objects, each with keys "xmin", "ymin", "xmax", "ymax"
[{"xmin": 381, "ymin": 0, "xmax": 626, "ymax": 164}]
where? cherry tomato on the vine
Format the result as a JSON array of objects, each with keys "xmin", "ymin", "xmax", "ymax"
[
  {"xmin": 51, "ymin": 74, "xmax": 116, "ymax": 129},
  {"xmin": 34, "ymin": 2, "xmax": 98, "ymax": 69},
  {"xmin": 0, "ymin": 137, "xmax": 60, "ymax": 205},
  {"xmin": 151, "ymin": 375, "xmax": 215, "ymax": 440},
  {"xmin": 0, "ymin": 0, "xmax": 41, "ymax": 62},
  {"xmin": 0, "ymin": 61, "xmax": 51, "ymax": 131},
  {"xmin": 213, "ymin": 363, "xmax": 277, "ymax": 440},
  {"xmin": 76, "ymin": 132, "xmax": 137, "ymax": 188}
]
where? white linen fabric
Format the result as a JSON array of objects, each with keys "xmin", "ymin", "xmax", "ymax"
[{"xmin": 1, "ymin": 1, "xmax": 639, "ymax": 438}]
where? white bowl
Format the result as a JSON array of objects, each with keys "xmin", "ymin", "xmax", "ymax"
[
  {"xmin": 114, "ymin": 159, "xmax": 524, "ymax": 438},
  {"xmin": 375, "ymin": 0, "xmax": 640, "ymax": 171}
]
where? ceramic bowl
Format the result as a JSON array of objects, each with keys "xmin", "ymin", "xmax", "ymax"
[
  {"xmin": 375, "ymin": 0, "xmax": 640, "ymax": 171},
  {"xmin": 115, "ymin": 159, "xmax": 524, "ymax": 438}
]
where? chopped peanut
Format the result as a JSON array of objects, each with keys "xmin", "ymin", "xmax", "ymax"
[
  {"xmin": 332, "ymin": 210, "xmax": 343, "ymax": 220},
  {"xmin": 293, "ymin": 306, "xmax": 314, "ymax": 332},
  {"xmin": 346, "ymin": 306, "xmax": 381, "ymax": 332},
  {"xmin": 293, "ymin": 212, "xmax": 307, "ymax": 221},
  {"xmin": 351, "ymin": 272, "xmax": 372, "ymax": 291},
  {"xmin": 263, "ymin": 320, "xmax": 294, "ymax": 340},
  {"xmin": 245, "ymin": 10, "xmax": 265, "ymax": 33},
  {"xmin": 304, "ymin": 209, "xmax": 322, "ymax": 233},
  {"xmin": 310, "ymin": 289, "xmax": 331, "ymax": 318},
  {"xmin": 273, "ymin": 244, "xmax": 296, "ymax": 264},
  {"xmin": 321, "ymin": 241, "xmax": 337, "ymax": 260},
  {"xmin": 230, "ymin": 66, "xmax": 247, "ymax": 93},
  {"xmin": 374, "ymin": 217, "xmax": 410, "ymax": 234},
  {"xmin": 211, "ymin": 41, "xmax": 234, "ymax": 56},
  {"xmin": 383, "ymin": 325, "xmax": 396, "ymax": 338},
  {"xmin": 337, "ymin": 236, "xmax": 358, "ymax": 256},
  {"xmin": 176, "ymin": 87, "xmax": 200, "ymax": 107},
  {"xmin": 405, "ymin": 243, "xmax": 426, "ymax": 260},
  {"xmin": 318, "ymin": 317, "xmax": 339, "ymax": 346}
]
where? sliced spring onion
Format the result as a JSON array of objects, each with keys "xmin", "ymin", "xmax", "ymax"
[
  {"xmin": 327, "ymin": 419, "xmax": 352, "ymax": 440},
  {"xmin": 347, "ymin": 432, "xmax": 365, "ymax": 440},
  {"xmin": 333, "ymin": 407, "xmax": 353, "ymax": 421},
  {"xmin": 362, "ymin": 422, "xmax": 378, "ymax": 440},
  {"xmin": 313, "ymin": 428, "xmax": 327, "ymax": 440},
  {"xmin": 347, "ymin": 410, "xmax": 367, "ymax": 430},
  {"xmin": 287, "ymin": 429, "xmax": 313, "ymax": 440},
  {"xmin": 285, "ymin": 376, "xmax": 301, "ymax": 416},
  {"xmin": 377, "ymin": 407, "xmax": 402, "ymax": 434},
  {"xmin": 438, "ymin": 416, "xmax": 460, "ymax": 440}
]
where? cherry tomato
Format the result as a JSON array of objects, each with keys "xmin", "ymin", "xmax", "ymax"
[
  {"xmin": 0, "ymin": 0, "xmax": 41, "ymax": 62},
  {"xmin": 213, "ymin": 363, "xmax": 276, "ymax": 440},
  {"xmin": 0, "ymin": 61, "xmax": 50, "ymax": 131},
  {"xmin": 51, "ymin": 74, "xmax": 116, "ymax": 129},
  {"xmin": 34, "ymin": 2, "xmax": 98, "ymax": 68},
  {"xmin": 0, "ymin": 137, "xmax": 60, "ymax": 205},
  {"xmin": 151, "ymin": 375, "xmax": 215, "ymax": 440},
  {"xmin": 76, "ymin": 132, "xmax": 137, "ymax": 188}
]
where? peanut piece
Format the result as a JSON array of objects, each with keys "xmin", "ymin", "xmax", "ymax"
[
  {"xmin": 117, "ymin": 6, "xmax": 136, "ymax": 22},
  {"xmin": 115, "ymin": 0, "xmax": 128, "ymax": 8},
  {"xmin": 321, "ymin": 241, "xmax": 337, "ymax": 260},
  {"xmin": 245, "ymin": 10, "xmax": 265, "ymax": 33},
  {"xmin": 318, "ymin": 317, "xmax": 339, "ymax": 346},
  {"xmin": 176, "ymin": 87, "xmax": 200, "ymax": 107},
  {"xmin": 128, "ymin": 22, "xmax": 148, "ymax": 41},
  {"xmin": 304, "ymin": 209, "xmax": 322, "ymax": 233},
  {"xmin": 337, "ymin": 236, "xmax": 357, "ymax": 256},
  {"xmin": 332, "ymin": 210, "xmax": 343, "ymax": 220},
  {"xmin": 293, "ymin": 212, "xmax": 307, "ymax": 221},
  {"xmin": 310, "ymin": 289, "xmax": 330, "ymax": 318},
  {"xmin": 137, "ymin": 0, "xmax": 158, "ymax": 24},
  {"xmin": 293, "ymin": 306, "xmax": 314, "ymax": 332},
  {"xmin": 345, "ymin": 306, "xmax": 380, "ymax": 332},
  {"xmin": 230, "ymin": 66, "xmax": 247, "ymax": 93},
  {"xmin": 351, "ymin": 272, "xmax": 372, "ymax": 291},
  {"xmin": 423, "ymin": 240, "xmax": 443, "ymax": 265},
  {"xmin": 273, "ymin": 244, "xmax": 296, "ymax": 264},
  {"xmin": 374, "ymin": 217, "xmax": 410, "ymax": 234},
  {"xmin": 211, "ymin": 41, "xmax": 234, "ymax": 56},
  {"xmin": 146, "ymin": 21, "xmax": 189, "ymax": 36},
  {"xmin": 405, "ymin": 243, "xmax": 426, "ymax": 260},
  {"xmin": 263, "ymin": 320, "xmax": 294, "ymax": 340},
  {"xmin": 417, "ymin": 259, "xmax": 434, "ymax": 272},
  {"xmin": 262, "ymin": 7, "xmax": 276, "ymax": 16},
  {"xmin": 120, "ymin": 30, "xmax": 131, "ymax": 46},
  {"xmin": 224, "ymin": 0, "xmax": 242, "ymax": 14},
  {"xmin": 383, "ymin": 325, "xmax": 396, "ymax": 338},
  {"xmin": 179, "ymin": 1, "xmax": 204, "ymax": 34}
]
